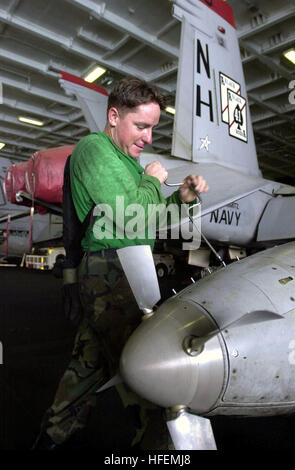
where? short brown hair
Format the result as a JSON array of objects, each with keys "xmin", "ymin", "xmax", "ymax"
[{"xmin": 107, "ymin": 77, "xmax": 166, "ymax": 113}]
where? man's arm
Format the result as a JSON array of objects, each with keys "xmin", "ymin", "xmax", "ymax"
[{"xmin": 71, "ymin": 138, "xmax": 169, "ymax": 227}]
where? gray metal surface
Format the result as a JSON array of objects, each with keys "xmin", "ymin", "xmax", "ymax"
[
  {"xmin": 59, "ymin": 77, "xmax": 108, "ymax": 132},
  {"xmin": 160, "ymin": 163, "xmax": 278, "ymax": 215},
  {"xmin": 167, "ymin": 410, "xmax": 217, "ymax": 450},
  {"xmin": 183, "ymin": 241, "xmax": 295, "ymax": 415},
  {"xmin": 218, "ymin": 307, "xmax": 295, "ymax": 408},
  {"xmin": 139, "ymin": 158, "xmax": 283, "ymax": 245},
  {"xmin": 141, "ymin": 152, "xmax": 295, "ymax": 245},
  {"xmin": 179, "ymin": 242, "xmax": 295, "ymax": 331},
  {"xmin": 242, "ymin": 264, "xmax": 295, "ymax": 315},
  {"xmin": 200, "ymin": 189, "xmax": 273, "ymax": 245},
  {"xmin": 121, "ymin": 241, "xmax": 295, "ymax": 419},
  {"xmin": 257, "ymin": 195, "xmax": 295, "ymax": 241},
  {"xmin": 120, "ymin": 297, "xmax": 225, "ymax": 413},
  {"xmin": 172, "ymin": 0, "xmax": 260, "ymax": 177},
  {"xmin": 116, "ymin": 245, "xmax": 161, "ymax": 312}
]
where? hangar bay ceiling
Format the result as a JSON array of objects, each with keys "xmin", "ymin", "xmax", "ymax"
[{"xmin": 0, "ymin": 0, "xmax": 294, "ymax": 183}]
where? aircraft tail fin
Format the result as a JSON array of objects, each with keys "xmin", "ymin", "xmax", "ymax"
[{"xmin": 171, "ymin": 0, "xmax": 261, "ymax": 177}]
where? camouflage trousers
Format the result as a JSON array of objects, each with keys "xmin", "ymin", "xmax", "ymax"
[{"xmin": 43, "ymin": 251, "xmax": 152, "ymax": 447}]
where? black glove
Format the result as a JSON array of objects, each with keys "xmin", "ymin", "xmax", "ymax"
[
  {"xmin": 61, "ymin": 267, "xmax": 83, "ymax": 327},
  {"xmin": 52, "ymin": 258, "xmax": 84, "ymax": 327},
  {"xmin": 62, "ymin": 281, "xmax": 83, "ymax": 327},
  {"xmin": 52, "ymin": 256, "xmax": 65, "ymax": 279}
]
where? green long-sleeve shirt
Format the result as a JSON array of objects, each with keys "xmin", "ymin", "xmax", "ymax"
[{"xmin": 70, "ymin": 132, "xmax": 183, "ymax": 252}]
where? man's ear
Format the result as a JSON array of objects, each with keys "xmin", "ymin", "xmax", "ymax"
[{"xmin": 108, "ymin": 107, "xmax": 120, "ymax": 127}]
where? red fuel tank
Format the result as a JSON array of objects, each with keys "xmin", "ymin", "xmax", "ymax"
[
  {"xmin": 5, "ymin": 161, "xmax": 28, "ymax": 204},
  {"xmin": 25, "ymin": 145, "xmax": 75, "ymax": 202}
]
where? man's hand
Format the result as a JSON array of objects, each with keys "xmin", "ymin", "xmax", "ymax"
[
  {"xmin": 179, "ymin": 174, "xmax": 209, "ymax": 203},
  {"xmin": 144, "ymin": 161, "xmax": 168, "ymax": 184}
]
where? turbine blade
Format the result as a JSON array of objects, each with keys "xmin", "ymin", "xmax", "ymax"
[
  {"xmin": 166, "ymin": 409, "xmax": 217, "ymax": 450},
  {"xmin": 96, "ymin": 374, "xmax": 122, "ymax": 393},
  {"xmin": 117, "ymin": 245, "xmax": 161, "ymax": 312}
]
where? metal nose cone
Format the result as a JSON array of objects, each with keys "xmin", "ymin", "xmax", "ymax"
[{"xmin": 120, "ymin": 298, "xmax": 224, "ymax": 411}]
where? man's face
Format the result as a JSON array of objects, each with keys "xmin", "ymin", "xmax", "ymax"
[{"xmin": 108, "ymin": 102, "xmax": 161, "ymax": 158}]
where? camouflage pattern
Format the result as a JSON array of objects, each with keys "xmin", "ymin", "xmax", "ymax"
[{"xmin": 43, "ymin": 252, "xmax": 151, "ymax": 447}]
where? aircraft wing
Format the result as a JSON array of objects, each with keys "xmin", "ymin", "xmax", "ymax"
[{"xmin": 160, "ymin": 161, "xmax": 280, "ymax": 217}]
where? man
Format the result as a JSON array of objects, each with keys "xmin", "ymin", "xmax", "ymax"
[{"xmin": 34, "ymin": 77, "xmax": 208, "ymax": 450}]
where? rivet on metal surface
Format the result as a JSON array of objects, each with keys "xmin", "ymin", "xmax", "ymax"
[{"xmin": 183, "ymin": 335, "xmax": 205, "ymax": 357}]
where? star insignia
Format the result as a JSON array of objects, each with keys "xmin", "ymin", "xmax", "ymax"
[{"xmin": 199, "ymin": 135, "xmax": 211, "ymax": 152}]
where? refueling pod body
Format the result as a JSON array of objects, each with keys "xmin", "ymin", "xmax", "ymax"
[{"xmin": 121, "ymin": 242, "xmax": 295, "ymax": 419}]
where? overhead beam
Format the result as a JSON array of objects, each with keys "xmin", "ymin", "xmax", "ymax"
[
  {"xmin": 240, "ymin": 39, "xmax": 294, "ymax": 81},
  {"xmin": 238, "ymin": 6, "xmax": 295, "ymax": 39},
  {"xmin": 256, "ymin": 130, "xmax": 295, "ymax": 152},
  {"xmin": 254, "ymin": 117, "xmax": 295, "ymax": 132},
  {"xmin": 2, "ymin": 96, "xmax": 87, "ymax": 128},
  {"xmin": 0, "ymin": 9, "xmax": 172, "ymax": 92},
  {"xmin": 0, "ymin": 136, "xmax": 45, "ymax": 152},
  {"xmin": 65, "ymin": 0, "xmax": 179, "ymax": 59},
  {"xmin": 0, "ymin": 71, "xmax": 79, "ymax": 108},
  {"xmin": 0, "ymin": 113, "xmax": 80, "ymax": 140},
  {"xmin": 0, "ymin": 149, "xmax": 32, "ymax": 161}
]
